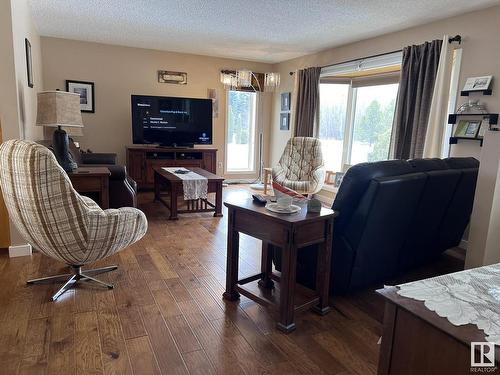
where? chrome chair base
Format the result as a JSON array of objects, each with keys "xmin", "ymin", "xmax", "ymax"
[{"xmin": 27, "ymin": 265, "xmax": 118, "ymax": 301}]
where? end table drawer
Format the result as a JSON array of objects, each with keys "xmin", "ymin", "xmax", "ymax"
[
  {"xmin": 234, "ymin": 210, "xmax": 288, "ymax": 245},
  {"xmin": 70, "ymin": 176, "xmax": 102, "ymax": 191},
  {"xmin": 294, "ymin": 221, "xmax": 328, "ymax": 247}
]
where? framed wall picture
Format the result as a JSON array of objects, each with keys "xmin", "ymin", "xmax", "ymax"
[
  {"xmin": 25, "ymin": 38, "xmax": 33, "ymax": 88},
  {"xmin": 454, "ymin": 120, "xmax": 481, "ymax": 138},
  {"xmin": 66, "ymin": 80, "xmax": 95, "ymax": 113},
  {"xmin": 478, "ymin": 122, "xmax": 488, "ymax": 139},
  {"xmin": 281, "ymin": 92, "xmax": 291, "ymax": 111},
  {"xmin": 280, "ymin": 112, "xmax": 290, "ymax": 130},
  {"xmin": 463, "ymin": 76, "xmax": 493, "ymax": 92}
]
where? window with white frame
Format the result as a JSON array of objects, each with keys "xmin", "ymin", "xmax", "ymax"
[{"xmin": 319, "ymin": 52, "xmax": 402, "ymax": 174}]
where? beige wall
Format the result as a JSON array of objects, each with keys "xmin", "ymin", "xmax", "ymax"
[
  {"xmin": 41, "ymin": 37, "xmax": 273, "ymax": 179},
  {"xmin": 0, "ymin": 0, "xmax": 21, "ymax": 141},
  {"xmin": 11, "ymin": 0, "xmax": 44, "ymax": 141},
  {"xmin": 269, "ymin": 5, "xmax": 500, "ymax": 165},
  {"xmin": 0, "ymin": 0, "xmax": 43, "ymax": 248},
  {"xmin": 466, "ymin": 131, "xmax": 500, "ymax": 268},
  {"xmin": 268, "ymin": 5, "xmax": 500, "ymax": 267}
]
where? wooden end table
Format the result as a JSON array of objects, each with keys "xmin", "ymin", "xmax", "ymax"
[
  {"xmin": 223, "ymin": 198, "xmax": 338, "ymax": 333},
  {"xmin": 68, "ymin": 167, "xmax": 110, "ymax": 209},
  {"xmin": 153, "ymin": 167, "xmax": 224, "ymax": 220},
  {"xmin": 377, "ymin": 286, "xmax": 500, "ymax": 374}
]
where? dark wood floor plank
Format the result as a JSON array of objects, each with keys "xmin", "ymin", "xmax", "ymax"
[
  {"xmin": 125, "ymin": 336, "xmax": 161, "ymax": 375},
  {"xmin": 182, "ymin": 349, "xmax": 215, "ymax": 375},
  {"xmin": 140, "ymin": 303, "xmax": 188, "ymax": 375},
  {"xmin": 165, "ymin": 314, "xmax": 201, "ymax": 354},
  {"xmin": 97, "ymin": 307, "xmax": 133, "ymax": 375},
  {"xmin": 117, "ymin": 305, "xmax": 147, "ymax": 340},
  {"xmin": 75, "ymin": 311, "xmax": 104, "ymax": 375},
  {"xmin": 19, "ymin": 317, "xmax": 51, "ymax": 375},
  {"xmin": 47, "ymin": 290, "xmax": 76, "ymax": 375}
]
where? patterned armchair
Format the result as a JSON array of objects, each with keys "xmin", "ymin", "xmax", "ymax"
[
  {"xmin": 272, "ymin": 137, "xmax": 325, "ymax": 195},
  {"xmin": 0, "ymin": 140, "xmax": 147, "ymax": 301}
]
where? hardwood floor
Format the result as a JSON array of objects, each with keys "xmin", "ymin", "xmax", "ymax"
[{"xmin": 0, "ymin": 185, "xmax": 464, "ymax": 375}]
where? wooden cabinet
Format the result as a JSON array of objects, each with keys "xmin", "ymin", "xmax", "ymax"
[{"xmin": 126, "ymin": 146, "xmax": 217, "ymax": 189}]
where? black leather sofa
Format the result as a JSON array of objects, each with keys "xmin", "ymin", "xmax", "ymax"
[{"xmin": 273, "ymin": 157, "xmax": 479, "ymax": 294}]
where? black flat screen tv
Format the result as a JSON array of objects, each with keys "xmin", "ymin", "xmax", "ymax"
[{"xmin": 131, "ymin": 95, "xmax": 213, "ymax": 147}]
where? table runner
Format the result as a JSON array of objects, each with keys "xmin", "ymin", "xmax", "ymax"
[
  {"xmin": 396, "ymin": 263, "xmax": 500, "ymax": 343},
  {"xmin": 162, "ymin": 167, "xmax": 208, "ymax": 200}
]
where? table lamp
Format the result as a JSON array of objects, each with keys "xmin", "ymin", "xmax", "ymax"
[{"xmin": 36, "ymin": 91, "xmax": 84, "ymax": 172}]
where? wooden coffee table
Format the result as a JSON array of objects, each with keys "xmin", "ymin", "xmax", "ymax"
[
  {"xmin": 153, "ymin": 167, "xmax": 224, "ymax": 220},
  {"xmin": 223, "ymin": 198, "xmax": 338, "ymax": 333},
  {"xmin": 68, "ymin": 167, "xmax": 110, "ymax": 209}
]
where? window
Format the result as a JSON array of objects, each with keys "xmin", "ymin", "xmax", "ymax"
[
  {"xmin": 226, "ymin": 90, "xmax": 258, "ymax": 172},
  {"xmin": 350, "ymin": 84, "xmax": 398, "ymax": 164},
  {"xmin": 319, "ymin": 52, "xmax": 401, "ymax": 173}
]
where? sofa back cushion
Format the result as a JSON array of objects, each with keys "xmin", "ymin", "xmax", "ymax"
[
  {"xmin": 340, "ymin": 173, "xmax": 427, "ymax": 289},
  {"xmin": 397, "ymin": 169, "xmax": 462, "ymax": 270}
]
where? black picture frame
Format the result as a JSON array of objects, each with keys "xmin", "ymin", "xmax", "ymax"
[
  {"xmin": 280, "ymin": 112, "xmax": 290, "ymax": 130},
  {"xmin": 66, "ymin": 80, "xmax": 95, "ymax": 113},
  {"xmin": 281, "ymin": 92, "xmax": 291, "ymax": 111},
  {"xmin": 25, "ymin": 38, "xmax": 33, "ymax": 88}
]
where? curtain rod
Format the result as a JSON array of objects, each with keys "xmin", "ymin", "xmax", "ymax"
[{"xmin": 289, "ymin": 34, "xmax": 461, "ymax": 75}]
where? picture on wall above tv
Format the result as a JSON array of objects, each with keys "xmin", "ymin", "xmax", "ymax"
[{"xmin": 131, "ymin": 95, "xmax": 213, "ymax": 147}]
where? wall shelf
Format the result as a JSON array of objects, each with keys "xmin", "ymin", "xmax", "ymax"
[
  {"xmin": 449, "ymin": 136, "xmax": 483, "ymax": 147},
  {"xmin": 460, "ymin": 89, "xmax": 492, "ymax": 96},
  {"xmin": 448, "ymin": 113, "xmax": 499, "ymax": 130}
]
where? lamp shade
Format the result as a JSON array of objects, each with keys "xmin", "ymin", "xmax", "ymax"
[{"xmin": 36, "ymin": 91, "xmax": 83, "ymax": 128}]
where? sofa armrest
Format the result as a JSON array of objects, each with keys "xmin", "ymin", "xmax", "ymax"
[
  {"xmin": 81, "ymin": 152, "xmax": 117, "ymax": 165},
  {"xmin": 107, "ymin": 165, "xmax": 127, "ymax": 181}
]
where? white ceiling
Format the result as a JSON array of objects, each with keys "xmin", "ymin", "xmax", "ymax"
[{"xmin": 29, "ymin": 0, "xmax": 500, "ymax": 63}]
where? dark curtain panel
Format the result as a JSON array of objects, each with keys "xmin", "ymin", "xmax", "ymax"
[
  {"xmin": 294, "ymin": 67, "xmax": 321, "ymax": 137},
  {"xmin": 392, "ymin": 40, "xmax": 442, "ymax": 159}
]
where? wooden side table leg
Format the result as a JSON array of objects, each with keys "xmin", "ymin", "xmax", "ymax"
[
  {"xmin": 258, "ymin": 241, "xmax": 274, "ymax": 289},
  {"xmin": 101, "ymin": 176, "xmax": 109, "ymax": 209},
  {"xmin": 223, "ymin": 208, "xmax": 240, "ymax": 301},
  {"xmin": 313, "ymin": 218, "xmax": 333, "ymax": 315},
  {"xmin": 277, "ymin": 235, "xmax": 297, "ymax": 333},
  {"xmin": 214, "ymin": 181, "xmax": 223, "ymax": 217},
  {"xmin": 169, "ymin": 183, "xmax": 178, "ymax": 220}
]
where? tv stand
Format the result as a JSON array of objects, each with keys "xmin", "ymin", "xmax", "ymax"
[{"xmin": 126, "ymin": 145, "xmax": 217, "ymax": 189}]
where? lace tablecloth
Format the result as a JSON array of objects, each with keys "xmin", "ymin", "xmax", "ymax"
[
  {"xmin": 162, "ymin": 167, "xmax": 208, "ymax": 200},
  {"xmin": 397, "ymin": 263, "xmax": 500, "ymax": 343}
]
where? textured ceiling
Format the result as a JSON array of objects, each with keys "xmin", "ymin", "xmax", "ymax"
[{"xmin": 29, "ymin": 0, "xmax": 500, "ymax": 63}]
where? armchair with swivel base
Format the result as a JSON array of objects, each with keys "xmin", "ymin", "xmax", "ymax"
[
  {"xmin": 0, "ymin": 140, "xmax": 148, "ymax": 301},
  {"xmin": 272, "ymin": 137, "xmax": 325, "ymax": 195}
]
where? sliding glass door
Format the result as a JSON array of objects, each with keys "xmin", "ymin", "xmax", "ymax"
[{"xmin": 226, "ymin": 90, "xmax": 258, "ymax": 173}]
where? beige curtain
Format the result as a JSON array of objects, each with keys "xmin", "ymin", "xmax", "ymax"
[
  {"xmin": 293, "ymin": 67, "xmax": 321, "ymax": 137},
  {"xmin": 423, "ymin": 35, "xmax": 453, "ymax": 158}
]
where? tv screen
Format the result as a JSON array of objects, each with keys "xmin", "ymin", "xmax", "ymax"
[{"xmin": 131, "ymin": 95, "xmax": 213, "ymax": 146}]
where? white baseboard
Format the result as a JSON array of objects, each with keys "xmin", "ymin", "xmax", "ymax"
[
  {"xmin": 9, "ymin": 244, "xmax": 32, "ymax": 258},
  {"xmin": 459, "ymin": 239, "xmax": 468, "ymax": 250}
]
